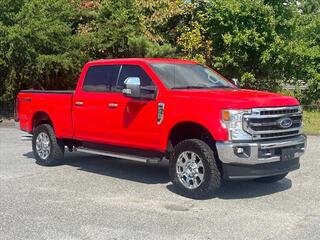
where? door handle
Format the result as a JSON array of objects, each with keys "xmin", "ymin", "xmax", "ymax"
[
  {"xmin": 75, "ymin": 101, "xmax": 84, "ymax": 106},
  {"xmin": 108, "ymin": 103, "xmax": 118, "ymax": 108}
]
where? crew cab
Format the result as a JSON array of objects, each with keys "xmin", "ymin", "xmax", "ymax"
[{"xmin": 16, "ymin": 58, "xmax": 307, "ymax": 198}]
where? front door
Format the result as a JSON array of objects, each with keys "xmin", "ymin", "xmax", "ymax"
[{"xmin": 107, "ymin": 64, "xmax": 163, "ymax": 151}]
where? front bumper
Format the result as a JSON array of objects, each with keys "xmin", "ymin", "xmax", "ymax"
[{"xmin": 216, "ymin": 135, "xmax": 307, "ymax": 179}]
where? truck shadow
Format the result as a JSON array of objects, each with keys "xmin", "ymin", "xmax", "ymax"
[
  {"xmin": 220, "ymin": 178, "xmax": 292, "ymax": 199},
  {"xmin": 167, "ymin": 179, "xmax": 292, "ymax": 200},
  {"xmin": 23, "ymin": 151, "xmax": 292, "ymax": 199},
  {"xmin": 23, "ymin": 151, "xmax": 169, "ymax": 184}
]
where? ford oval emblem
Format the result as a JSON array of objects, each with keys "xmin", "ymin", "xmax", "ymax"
[{"xmin": 278, "ymin": 118, "xmax": 293, "ymax": 129}]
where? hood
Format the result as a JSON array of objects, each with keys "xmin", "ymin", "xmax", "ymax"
[{"xmin": 170, "ymin": 88, "xmax": 299, "ymax": 109}]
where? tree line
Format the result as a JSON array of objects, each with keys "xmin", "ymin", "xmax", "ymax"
[{"xmin": 0, "ymin": 0, "xmax": 319, "ymax": 105}]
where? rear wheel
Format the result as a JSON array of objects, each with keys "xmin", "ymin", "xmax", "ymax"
[
  {"xmin": 254, "ymin": 173, "xmax": 288, "ymax": 183},
  {"xmin": 169, "ymin": 139, "xmax": 221, "ymax": 199},
  {"xmin": 32, "ymin": 124, "xmax": 65, "ymax": 166}
]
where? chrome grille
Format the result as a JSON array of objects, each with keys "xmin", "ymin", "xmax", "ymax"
[{"xmin": 243, "ymin": 106, "xmax": 303, "ymax": 140}]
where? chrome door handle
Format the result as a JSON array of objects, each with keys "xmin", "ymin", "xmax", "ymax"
[
  {"xmin": 75, "ymin": 101, "xmax": 84, "ymax": 106},
  {"xmin": 108, "ymin": 103, "xmax": 118, "ymax": 108}
]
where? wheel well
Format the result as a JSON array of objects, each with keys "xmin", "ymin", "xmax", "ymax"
[
  {"xmin": 169, "ymin": 122, "xmax": 215, "ymax": 147},
  {"xmin": 32, "ymin": 112, "xmax": 53, "ymax": 132},
  {"xmin": 168, "ymin": 122, "xmax": 222, "ymax": 170}
]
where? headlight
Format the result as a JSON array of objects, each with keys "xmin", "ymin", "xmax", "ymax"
[{"xmin": 222, "ymin": 109, "xmax": 252, "ymax": 141}]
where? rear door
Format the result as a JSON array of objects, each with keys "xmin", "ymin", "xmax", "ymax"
[{"xmin": 73, "ymin": 64, "xmax": 121, "ymax": 143}]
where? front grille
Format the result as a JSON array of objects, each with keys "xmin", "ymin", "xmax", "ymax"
[
  {"xmin": 243, "ymin": 106, "xmax": 303, "ymax": 140},
  {"xmin": 260, "ymin": 108, "xmax": 299, "ymax": 115}
]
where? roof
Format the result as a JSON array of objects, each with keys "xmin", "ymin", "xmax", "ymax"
[{"xmin": 87, "ymin": 58, "xmax": 198, "ymax": 65}]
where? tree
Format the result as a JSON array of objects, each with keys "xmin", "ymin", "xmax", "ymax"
[
  {"xmin": 0, "ymin": 0, "xmax": 84, "ymax": 101},
  {"xmin": 205, "ymin": 0, "xmax": 280, "ymax": 90},
  {"xmin": 264, "ymin": 0, "xmax": 320, "ymax": 104},
  {"xmin": 0, "ymin": 0, "xmax": 319, "ymax": 106}
]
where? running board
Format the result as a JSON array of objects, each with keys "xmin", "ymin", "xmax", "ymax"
[
  {"xmin": 74, "ymin": 147, "xmax": 161, "ymax": 164},
  {"xmin": 21, "ymin": 135, "xmax": 32, "ymax": 141}
]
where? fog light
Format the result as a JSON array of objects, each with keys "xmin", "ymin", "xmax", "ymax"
[
  {"xmin": 236, "ymin": 147, "xmax": 244, "ymax": 154},
  {"xmin": 234, "ymin": 146, "xmax": 250, "ymax": 158}
]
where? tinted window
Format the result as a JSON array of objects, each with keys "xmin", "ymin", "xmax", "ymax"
[
  {"xmin": 115, "ymin": 65, "xmax": 154, "ymax": 91},
  {"xmin": 83, "ymin": 65, "xmax": 119, "ymax": 92},
  {"xmin": 150, "ymin": 63, "xmax": 235, "ymax": 89}
]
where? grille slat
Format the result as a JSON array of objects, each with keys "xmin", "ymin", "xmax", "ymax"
[
  {"xmin": 250, "ymin": 121, "xmax": 301, "ymax": 130},
  {"xmin": 244, "ymin": 106, "xmax": 302, "ymax": 140},
  {"xmin": 246, "ymin": 113, "xmax": 302, "ymax": 119}
]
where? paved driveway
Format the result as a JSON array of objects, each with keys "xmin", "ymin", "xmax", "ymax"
[{"xmin": 0, "ymin": 127, "xmax": 319, "ymax": 240}]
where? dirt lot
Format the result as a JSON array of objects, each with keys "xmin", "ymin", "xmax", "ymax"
[{"xmin": 1, "ymin": 126, "xmax": 319, "ymax": 240}]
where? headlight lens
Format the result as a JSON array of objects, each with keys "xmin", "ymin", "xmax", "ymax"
[{"xmin": 222, "ymin": 109, "xmax": 252, "ymax": 141}]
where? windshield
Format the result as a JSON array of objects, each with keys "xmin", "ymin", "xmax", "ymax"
[{"xmin": 150, "ymin": 63, "xmax": 235, "ymax": 89}]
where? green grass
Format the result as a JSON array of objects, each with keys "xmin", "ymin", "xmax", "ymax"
[{"xmin": 303, "ymin": 110, "xmax": 320, "ymax": 135}]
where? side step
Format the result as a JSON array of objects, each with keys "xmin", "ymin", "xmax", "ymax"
[
  {"xmin": 74, "ymin": 147, "xmax": 161, "ymax": 164},
  {"xmin": 21, "ymin": 135, "xmax": 33, "ymax": 141}
]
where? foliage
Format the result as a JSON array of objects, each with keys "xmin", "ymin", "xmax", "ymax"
[
  {"xmin": 303, "ymin": 110, "xmax": 320, "ymax": 135},
  {"xmin": 176, "ymin": 11, "xmax": 212, "ymax": 63},
  {"xmin": 0, "ymin": 0, "xmax": 319, "ymax": 105},
  {"xmin": 205, "ymin": 0, "xmax": 283, "ymax": 90},
  {"xmin": 128, "ymin": 36, "xmax": 176, "ymax": 58},
  {"xmin": 0, "ymin": 0, "xmax": 84, "ymax": 100}
]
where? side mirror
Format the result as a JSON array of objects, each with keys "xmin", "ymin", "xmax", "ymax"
[
  {"xmin": 122, "ymin": 77, "xmax": 141, "ymax": 98},
  {"xmin": 231, "ymin": 78, "xmax": 239, "ymax": 87},
  {"xmin": 122, "ymin": 77, "xmax": 157, "ymax": 100}
]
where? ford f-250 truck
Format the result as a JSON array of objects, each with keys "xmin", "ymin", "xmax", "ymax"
[{"xmin": 16, "ymin": 58, "xmax": 306, "ymax": 198}]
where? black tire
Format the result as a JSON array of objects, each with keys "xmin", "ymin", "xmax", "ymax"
[
  {"xmin": 254, "ymin": 173, "xmax": 288, "ymax": 183},
  {"xmin": 169, "ymin": 139, "xmax": 221, "ymax": 199},
  {"xmin": 32, "ymin": 124, "xmax": 65, "ymax": 166}
]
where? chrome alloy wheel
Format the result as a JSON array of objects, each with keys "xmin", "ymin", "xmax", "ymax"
[
  {"xmin": 176, "ymin": 151, "xmax": 205, "ymax": 189},
  {"xmin": 36, "ymin": 132, "xmax": 51, "ymax": 160}
]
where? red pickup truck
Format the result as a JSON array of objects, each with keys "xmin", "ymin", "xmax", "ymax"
[{"xmin": 16, "ymin": 58, "xmax": 306, "ymax": 198}]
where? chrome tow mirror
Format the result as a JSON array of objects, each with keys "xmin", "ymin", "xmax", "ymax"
[{"xmin": 122, "ymin": 77, "xmax": 141, "ymax": 98}]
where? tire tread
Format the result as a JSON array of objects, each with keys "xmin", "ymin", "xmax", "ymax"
[
  {"xmin": 32, "ymin": 124, "xmax": 65, "ymax": 166},
  {"xmin": 169, "ymin": 139, "xmax": 221, "ymax": 199}
]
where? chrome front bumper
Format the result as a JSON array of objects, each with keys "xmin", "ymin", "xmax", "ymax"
[{"xmin": 216, "ymin": 135, "xmax": 307, "ymax": 165}]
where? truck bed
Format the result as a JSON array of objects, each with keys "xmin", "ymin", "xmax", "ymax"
[
  {"xmin": 20, "ymin": 90, "xmax": 75, "ymax": 94},
  {"xmin": 17, "ymin": 90, "xmax": 74, "ymax": 138}
]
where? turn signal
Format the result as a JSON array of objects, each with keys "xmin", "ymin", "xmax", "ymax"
[{"xmin": 222, "ymin": 110, "xmax": 230, "ymax": 121}]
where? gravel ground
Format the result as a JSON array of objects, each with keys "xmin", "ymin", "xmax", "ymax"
[{"xmin": 0, "ymin": 126, "xmax": 319, "ymax": 240}]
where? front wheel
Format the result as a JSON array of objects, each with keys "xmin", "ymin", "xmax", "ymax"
[
  {"xmin": 254, "ymin": 173, "xmax": 288, "ymax": 183},
  {"xmin": 32, "ymin": 124, "xmax": 65, "ymax": 166},
  {"xmin": 169, "ymin": 139, "xmax": 221, "ymax": 199}
]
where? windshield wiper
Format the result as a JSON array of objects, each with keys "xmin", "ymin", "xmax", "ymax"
[
  {"xmin": 172, "ymin": 85, "xmax": 234, "ymax": 89},
  {"xmin": 211, "ymin": 85, "xmax": 235, "ymax": 89},
  {"xmin": 171, "ymin": 85, "xmax": 212, "ymax": 89}
]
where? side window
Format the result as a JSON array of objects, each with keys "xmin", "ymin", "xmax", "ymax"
[
  {"xmin": 115, "ymin": 65, "xmax": 154, "ymax": 91},
  {"xmin": 83, "ymin": 65, "xmax": 119, "ymax": 92}
]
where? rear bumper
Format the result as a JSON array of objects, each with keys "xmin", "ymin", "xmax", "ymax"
[{"xmin": 216, "ymin": 135, "xmax": 306, "ymax": 179}]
